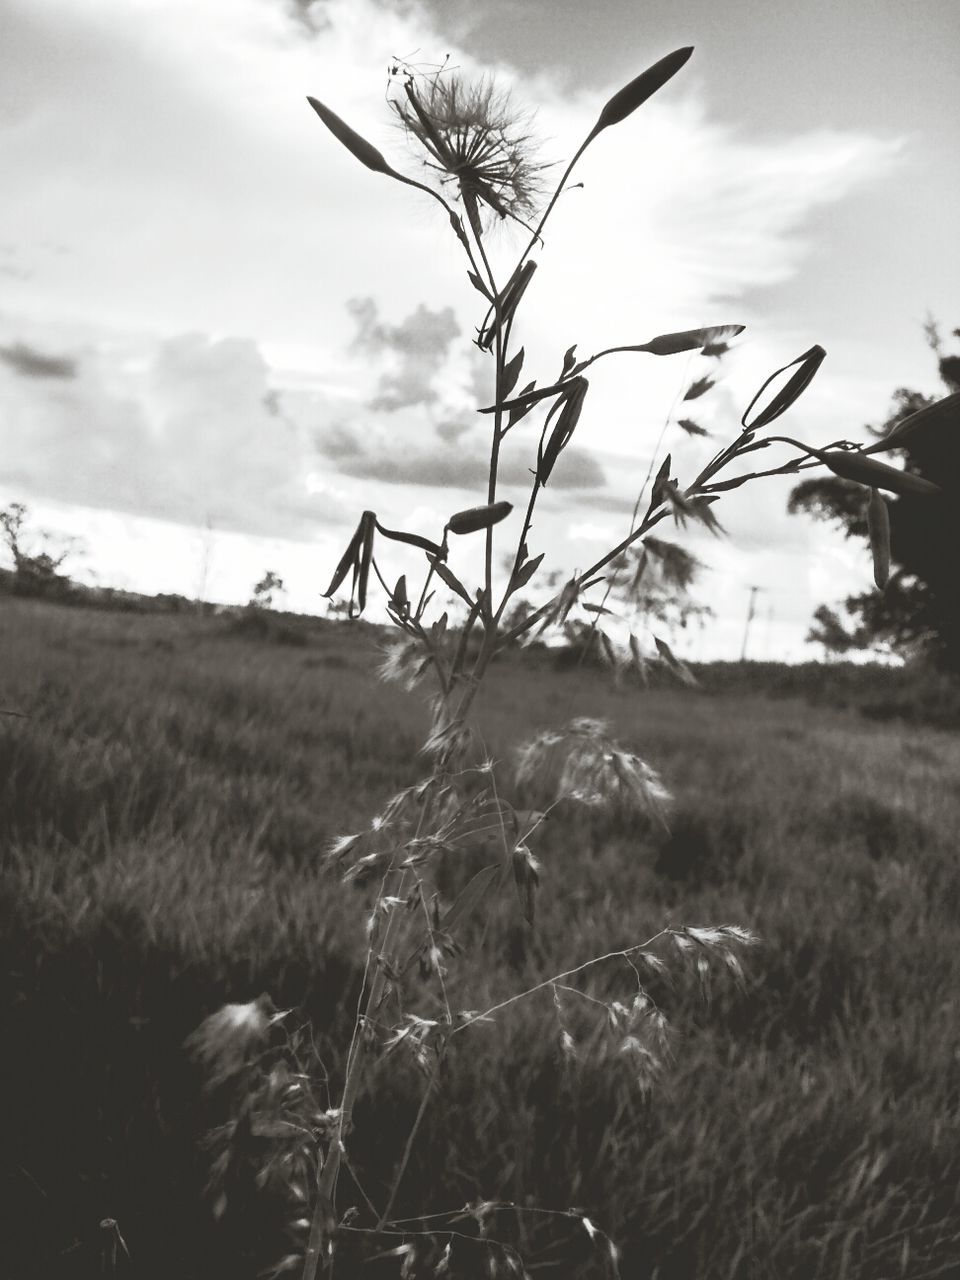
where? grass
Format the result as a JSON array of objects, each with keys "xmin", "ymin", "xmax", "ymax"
[{"xmin": 2, "ymin": 596, "xmax": 960, "ymax": 1278}]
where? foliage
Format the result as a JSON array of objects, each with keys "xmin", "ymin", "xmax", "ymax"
[
  {"xmin": 789, "ymin": 324, "xmax": 960, "ymax": 668},
  {"xmin": 0, "ymin": 501, "xmax": 76, "ymax": 600}
]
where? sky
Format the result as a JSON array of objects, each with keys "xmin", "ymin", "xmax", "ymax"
[{"xmin": 1, "ymin": 0, "xmax": 957, "ymax": 660}]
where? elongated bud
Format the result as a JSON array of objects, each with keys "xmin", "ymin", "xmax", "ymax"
[
  {"xmin": 588, "ymin": 47, "xmax": 694, "ymax": 140},
  {"xmin": 865, "ymin": 390, "xmax": 960, "ymax": 454},
  {"xmin": 813, "ymin": 449, "xmax": 940, "ymax": 497},
  {"xmin": 866, "ymin": 488, "xmax": 891, "ymax": 589},
  {"xmin": 446, "ymin": 501, "xmax": 513, "ymax": 535},
  {"xmin": 307, "ymin": 97, "xmax": 398, "ymax": 177},
  {"xmin": 742, "ymin": 345, "xmax": 826, "ymax": 432},
  {"xmin": 641, "ymin": 324, "xmax": 744, "ymax": 356}
]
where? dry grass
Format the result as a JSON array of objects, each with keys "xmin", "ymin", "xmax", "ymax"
[{"xmin": 3, "ymin": 597, "xmax": 960, "ymax": 1277}]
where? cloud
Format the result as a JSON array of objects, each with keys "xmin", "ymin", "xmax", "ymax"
[
  {"xmin": 348, "ymin": 297, "xmax": 461, "ymax": 410},
  {"xmin": 0, "ymin": 327, "xmax": 344, "ymax": 538},
  {"xmin": 0, "ymin": 341, "xmax": 76, "ymax": 379}
]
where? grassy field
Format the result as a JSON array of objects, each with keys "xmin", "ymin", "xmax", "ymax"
[{"xmin": 2, "ymin": 596, "xmax": 960, "ymax": 1278}]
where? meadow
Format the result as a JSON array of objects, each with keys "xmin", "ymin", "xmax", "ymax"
[{"xmin": 2, "ymin": 595, "xmax": 960, "ymax": 1278}]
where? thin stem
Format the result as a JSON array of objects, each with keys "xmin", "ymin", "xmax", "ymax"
[
  {"xmin": 376, "ymin": 1046, "xmax": 445, "ymax": 1229},
  {"xmin": 450, "ymin": 931, "xmax": 668, "ymax": 1036}
]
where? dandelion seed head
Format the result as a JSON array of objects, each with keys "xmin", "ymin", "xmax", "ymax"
[{"xmin": 390, "ymin": 69, "xmax": 550, "ymax": 229}]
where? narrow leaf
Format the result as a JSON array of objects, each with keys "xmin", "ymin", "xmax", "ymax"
[
  {"xmin": 447, "ymin": 501, "xmax": 513, "ymax": 535},
  {"xmin": 429, "ymin": 558, "xmax": 474, "ymax": 605},
  {"xmin": 441, "ymin": 864, "xmax": 500, "ymax": 932},
  {"xmin": 538, "ymin": 378, "xmax": 589, "ymax": 485},
  {"xmin": 321, "ymin": 518, "xmax": 364, "ymax": 599},
  {"xmin": 467, "ymin": 270, "xmax": 492, "ymax": 300},
  {"xmin": 501, "ymin": 347, "xmax": 525, "ymax": 399},
  {"xmin": 654, "ymin": 635, "xmax": 698, "ymax": 686},
  {"xmin": 355, "ymin": 510, "xmax": 376, "ymax": 614},
  {"xmin": 511, "ymin": 551, "xmax": 545, "ymax": 592},
  {"xmin": 588, "ymin": 47, "xmax": 694, "ymax": 139},
  {"xmin": 561, "ymin": 344, "xmax": 578, "ymax": 376},
  {"xmin": 866, "ymin": 488, "xmax": 891, "ymax": 590},
  {"xmin": 741, "ymin": 345, "xmax": 826, "ymax": 431},
  {"xmin": 508, "ymin": 381, "xmax": 538, "ymax": 427}
]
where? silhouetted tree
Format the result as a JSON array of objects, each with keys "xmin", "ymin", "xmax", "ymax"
[
  {"xmin": 788, "ymin": 323, "xmax": 960, "ymax": 668},
  {"xmin": 0, "ymin": 502, "xmax": 75, "ymax": 599}
]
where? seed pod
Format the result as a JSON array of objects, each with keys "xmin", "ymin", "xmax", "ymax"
[
  {"xmin": 588, "ymin": 47, "xmax": 694, "ymax": 140},
  {"xmin": 814, "ymin": 449, "xmax": 940, "ymax": 496},
  {"xmin": 446, "ymin": 501, "xmax": 513, "ymax": 535},
  {"xmin": 866, "ymin": 488, "xmax": 891, "ymax": 590},
  {"xmin": 306, "ymin": 97, "xmax": 398, "ymax": 177}
]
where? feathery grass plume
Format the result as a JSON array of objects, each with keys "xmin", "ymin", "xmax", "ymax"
[
  {"xmin": 390, "ymin": 68, "xmax": 549, "ymax": 233},
  {"xmin": 515, "ymin": 717, "xmax": 671, "ymax": 822},
  {"xmin": 185, "ymin": 996, "xmax": 275, "ymax": 1090}
]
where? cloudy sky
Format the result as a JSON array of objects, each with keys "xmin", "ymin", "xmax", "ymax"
[{"xmin": 2, "ymin": 0, "xmax": 957, "ymax": 659}]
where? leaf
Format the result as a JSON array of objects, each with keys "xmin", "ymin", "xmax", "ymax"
[
  {"xmin": 321, "ymin": 517, "xmax": 364, "ymax": 599},
  {"xmin": 649, "ymin": 453, "xmax": 673, "ymax": 508},
  {"xmin": 501, "ymin": 347, "xmax": 525, "ymax": 399},
  {"xmin": 654, "ymin": 636, "xmax": 699, "ymax": 687},
  {"xmin": 538, "ymin": 378, "xmax": 589, "ymax": 485},
  {"xmin": 511, "ymin": 845, "xmax": 540, "ymax": 927},
  {"xmin": 588, "ymin": 47, "xmax": 694, "ymax": 140},
  {"xmin": 812, "ymin": 449, "xmax": 941, "ymax": 496},
  {"xmin": 683, "ymin": 375, "xmax": 715, "ymax": 402},
  {"xmin": 677, "ymin": 418, "xmax": 710, "ymax": 437},
  {"xmin": 866, "ymin": 488, "xmax": 891, "ymax": 590},
  {"xmin": 355, "ymin": 510, "xmax": 376, "ymax": 614},
  {"xmin": 741, "ymin": 345, "xmax": 826, "ymax": 431},
  {"xmin": 478, "ymin": 260, "xmax": 537, "ymax": 351},
  {"xmin": 441, "ymin": 864, "xmax": 500, "ymax": 933},
  {"xmin": 391, "ymin": 574, "xmax": 408, "ymax": 613},
  {"xmin": 306, "ymin": 98, "xmax": 398, "ymax": 177},
  {"xmin": 561, "ymin": 344, "xmax": 578, "ymax": 377},
  {"xmin": 447, "ymin": 501, "xmax": 513, "ymax": 535},
  {"xmin": 510, "ymin": 551, "xmax": 545, "ymax": 592},
  {"xmin": 582, "ymin": 603, "xmax": 615, "ymax": 616},
  {"xmin": 375, "ymin": 520, "xmax": 443, "ymax": 557},
  {"xmin": 467, "ymin": 270, "xmax": 492, "ymax": 300},
  {"xmin": 429, "ymin": 558, "xmax": 474, "ymax": 606},
  {"xmin": 508, "ymin": 380, "xmax": 538, "ymax": 427},
  {"xmin": 629, "ymin": 633, "xmax": 649, "ymax": 686}
]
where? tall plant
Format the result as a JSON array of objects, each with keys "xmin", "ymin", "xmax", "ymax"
[{"xmin": 193, "ymin": 48, "xmax": 942, "ymax": 1280}]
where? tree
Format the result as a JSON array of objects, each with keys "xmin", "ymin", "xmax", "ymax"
[
  {"xmin": 0, "ymin": 502, "xmax": 75, "ymax": 599},
  {"xmin": 249, "ymin": 570, "xmax": 285, "ymax": 611},
  {"xmin": 788, "ymin": 324, "xmax": 960, "ymax": 669}
]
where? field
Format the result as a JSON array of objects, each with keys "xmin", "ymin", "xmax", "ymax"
[{"xmin": 2, "ymin": 596, "xmax": 960, "ymax": 1279}]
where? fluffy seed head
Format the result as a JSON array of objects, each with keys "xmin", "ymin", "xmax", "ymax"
[{"xmin": 390, "ymin": 69, "xmax": 548, "ymax": 229}]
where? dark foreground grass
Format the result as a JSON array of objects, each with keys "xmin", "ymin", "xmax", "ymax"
[{"xmin": 2, "ymin": 598, "xmax": 960, "ymax": 1278}]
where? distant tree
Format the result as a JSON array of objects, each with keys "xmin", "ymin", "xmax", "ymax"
[
  {"xmin": 0, "ymin": 502, "xmax": 75, "ymax": 599},
  {"xmin": 249, "ymin": 570, "xmax": 285, "ymax": 611},
  {"xmin": 788, "ymin": 323, "xmax": 960, "ymax": 669}
]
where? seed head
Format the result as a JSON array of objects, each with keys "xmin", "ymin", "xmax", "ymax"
[{"xmin": 390, "ymin": 69, "xmax": 548, "ymax": 233}]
